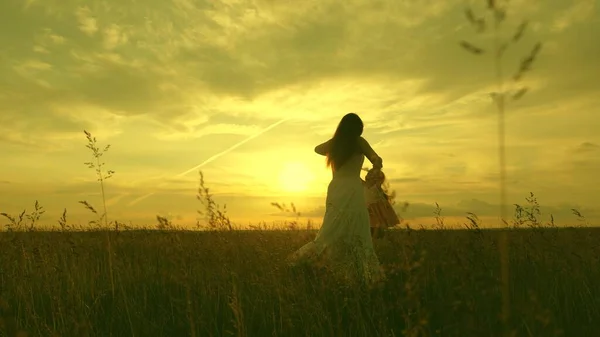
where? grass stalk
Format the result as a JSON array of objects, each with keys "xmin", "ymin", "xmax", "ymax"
[
  {"xmin": 83, "ymin": 130, "xmax": 116, "ymax": 298},
  {"xmin": 459, "ymin": 1, "xmax": 543, "ymax": 333},
  {"xmin": 491, "ymin": 5, "xmax": 511, "ymax": 330}
]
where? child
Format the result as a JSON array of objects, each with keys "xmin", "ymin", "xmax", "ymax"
[{"xmin": 363, "ymin": 167, "xmax": 401, "ymax": 239}]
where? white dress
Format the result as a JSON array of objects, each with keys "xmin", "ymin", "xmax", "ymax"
[{"xmin": 288, "ymin": 152, "xmax": 384, "ymax": 285}]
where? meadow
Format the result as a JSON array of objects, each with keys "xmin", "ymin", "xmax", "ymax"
[{"xmin": 1, "ymin": 212, "xmax": 599, "ymax": 336}]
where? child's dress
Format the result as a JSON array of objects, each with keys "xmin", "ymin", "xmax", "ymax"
[{"xmin": 363, "ymin": 168, "xmax": 401, "ymax": 229}]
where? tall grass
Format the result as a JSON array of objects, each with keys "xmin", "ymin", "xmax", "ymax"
[
  {"xmin": 1, "ymin": 208, "xmax": 598, "ymax": 336},
  {"xmin": 81, "ymin": 130, "xmax": 117, "ymax": 299}
]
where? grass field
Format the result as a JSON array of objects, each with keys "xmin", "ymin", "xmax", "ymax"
[{"xmin": 1, "ymin": 224, "xmax": 599, "ymax": 337}]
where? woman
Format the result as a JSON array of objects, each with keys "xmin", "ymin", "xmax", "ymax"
[{"xmin": 288, "ymin": 113, "xmax": 384, "ymax": 285}]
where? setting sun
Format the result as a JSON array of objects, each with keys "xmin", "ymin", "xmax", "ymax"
[{"xmin": 279, "ymin": 162, "xmax": 314, "ymax": 193}]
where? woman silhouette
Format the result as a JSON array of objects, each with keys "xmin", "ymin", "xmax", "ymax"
[{"xmin": 288, "ymin": 113, "xmax": 384, "ymax": 285}]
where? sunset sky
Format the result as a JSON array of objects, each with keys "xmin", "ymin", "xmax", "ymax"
[{"xmin": 1, "ymin": 0, "xmax": 598, "ymax": 229}]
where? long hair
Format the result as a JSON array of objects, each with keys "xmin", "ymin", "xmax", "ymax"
[{"xmin": 326, "ymin": 113, "xmax": 364, "ymax": 170}]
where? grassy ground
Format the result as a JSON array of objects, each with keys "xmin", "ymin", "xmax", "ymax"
[{"xmin": 1, "ymin": 226, "xmax": 599, "ymax": 337}]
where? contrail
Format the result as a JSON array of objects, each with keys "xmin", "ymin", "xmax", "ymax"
[
  {"xmin": 175, "ymin": 118, "xmax": 290, "ymax": 178},
  {"xmin": 128, "ymin": 118, "xmax": 291, "ymax": 206}
]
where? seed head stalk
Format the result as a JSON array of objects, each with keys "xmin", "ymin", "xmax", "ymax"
[{"xmin": 493, "ymin": 13, "xmax": 511, "ymax": 331}]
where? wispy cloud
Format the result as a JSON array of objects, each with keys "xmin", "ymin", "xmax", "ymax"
[
  {"xmin": 75, "ymin": 6, "xmax": 98, "ymax": 36},
  {"xmin": 552, "ymin": 0, "xmax": 596, "ymax": 32},
  {"xmin": 573, "ymin": 142, "xmax": 599, "ymax": 154},
  {"xmin": 102, "ymin": 24, "xmax": 128, "ymax": 50}
]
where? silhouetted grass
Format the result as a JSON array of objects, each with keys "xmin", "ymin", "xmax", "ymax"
[{"xmin": 1, "ymin": 224, "xmax": 599, "ymax": 336}]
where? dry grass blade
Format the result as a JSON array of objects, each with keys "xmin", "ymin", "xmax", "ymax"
[
  {"xmin": 57, "ymin": 208, "xmax": 68, "ymax": 230},
  {"xmin": 512, "ymin": 21, "xmax": 529, "ymax": 42},
  {"xmin": 0, "ymin": 212, "xmax": 19, "ymax": 230},
  {"xmin": 512, "ymin": 87, "xmax": 528, "ymax": 100},
  {"xmin": 460, "ymin": 40, "xmax": 485, "ymax": 54},
  {"xmin": 465, "ymin": 7, "xmax": 476, "ymax": 23},
  {"xmin": 156, "ymin": 215, "xmax": 174, "ymax": 230},
  {"xmin": 531, "ymin": 42, "xmax": 543, "ymax": 57},
  {"xmin": 24, "ymin": 200, "xmax": 45, "ymax": 231},
  {"xmin": 196, "ymin": 170, "xmax": 233, "ymax": 230},
  {"xmin": 465, "ymin": 8, "xmax": 486, "ymax": 33},
  {"xmin": 270, "ymin": 202, "xmax": 284, "ymax": 211},
  {"xmin": 514, "ymin": 42, "xmax": 543, "ymax": 81},
  {"xmin": 79, "ymin": 200, "xmax": 98, "ymax": 214},
  {"xmin": 494, "ymin": 8, "xmax": 506, "ymax": 23},
  {"xmin": 291, "ymin": 203, "xmax": 298, "ymax": 215},
  {"xmin": 498, "ymin": 42, "xmax": 509, "ymax": 56}
]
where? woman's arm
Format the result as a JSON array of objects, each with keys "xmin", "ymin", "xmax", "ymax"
[
  {"xmin": 358, "ymin": 137, "xmax": 383, "ymax": 168},
  {"xmin": 314, "ymin": 139, "xmax": 332, "ymax": 156}
]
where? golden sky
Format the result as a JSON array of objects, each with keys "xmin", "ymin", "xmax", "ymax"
[{"xmin": 1, "ymin": 0, "xmax": 598, "ymax": 229}]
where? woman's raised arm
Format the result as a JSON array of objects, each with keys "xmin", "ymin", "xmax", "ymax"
[
  {"xmin": 358, "ymin": 137, "xmax": 383, "ymax": 168},
  {"xmin": 314, "ymin": 139, "xmax": 332, "ymax": 156}
]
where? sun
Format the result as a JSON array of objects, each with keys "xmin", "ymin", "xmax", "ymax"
[{"xmin": 279, "ymin": 161, "xmax": 314, "ymax": 193}]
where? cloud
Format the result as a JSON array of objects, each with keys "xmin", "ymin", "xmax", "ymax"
[
  {"xmin": 75, "ymin": 6, "xmax": 98, "ymax": 36},
  {"xmin": 13, "ymin": 59, "xmax": 53, "ymax": 74},
  {"xmin": 573, "ymin": 142, "xmax": 599, "ymax": 154},
  {"xmin": 35, "ymin": 28, "xmax": 67, "ymax": 47},
  {"xmin": 162, "ymin": 0, "xmax": 460, "ymax": 101},
  {"xmin": 102, "ymin": 24, "xmax": 128, "ymax": 50},
  {"xmin": 551, "ymin": 0, "xmax": 596, "ymax": 32},
  {"xmin": 564, "ymin": 142, "xmax": 600, "ymax": 177},
  {"xmin": 3, "ymin": 0, "xmax": 598, "ymax": 143}
]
